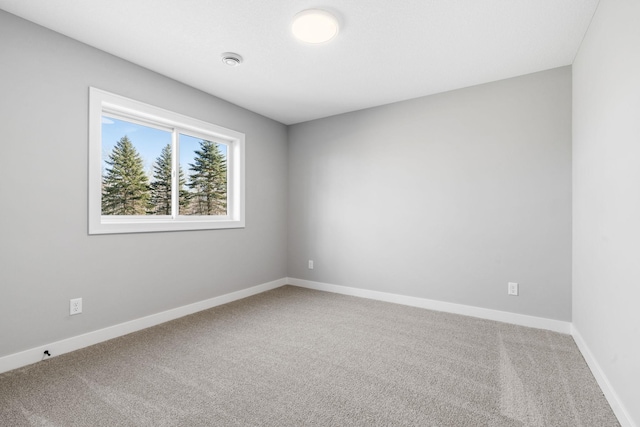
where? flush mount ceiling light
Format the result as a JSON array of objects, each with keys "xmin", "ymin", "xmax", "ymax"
[
  {"xmin": 291, "ymin": 9, "xmax": 339, "ymax": 44},
  {"xmin": 221, "ymin": 52, "xmax": 243, "ymax": 66}
]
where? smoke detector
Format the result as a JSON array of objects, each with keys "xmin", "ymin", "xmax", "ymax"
[{"xmin": 221, "ymin": 52, "xmax": 243, "ymax": 67}]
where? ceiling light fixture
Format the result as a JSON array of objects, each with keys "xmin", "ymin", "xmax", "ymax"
[
  {"xmin": 221, "ymin": 52, "xmax": 243, "ymax": 66},
  {"xmin": 291, "ymin": 9, "xmax": 339, "ymax": 44}
]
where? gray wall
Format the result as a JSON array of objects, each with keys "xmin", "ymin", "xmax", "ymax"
[
  {"xmin": 288, "ymin": 67, "xmax": 572, "ymax": 321},
  {"xmin": 0, "ymin": 11, "xmax": 288, "ymax": 358},
  {"xmin": 573, "ymin": 0, "xmax": 640, "ymax": 423}
]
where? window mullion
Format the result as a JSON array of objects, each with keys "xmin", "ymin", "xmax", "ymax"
[{"xmin": 171, "ymin": 129, "xmax": 179, "ymax": 219}]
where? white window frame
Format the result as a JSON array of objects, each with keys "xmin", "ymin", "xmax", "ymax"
[{"xmin": 89, "ymin": 87, "xmax": 245, "ymax": 234}]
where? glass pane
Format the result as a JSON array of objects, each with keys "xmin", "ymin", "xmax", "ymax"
[
  {"xmin": 101, "ymin": 116, "xmax": 171, "ymax": 215},
  {"xmin": 179, "ymin": 134, "xmax": 228, "ymax": 216}
]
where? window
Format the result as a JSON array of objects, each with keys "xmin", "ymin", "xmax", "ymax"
[{"xmin": 89, "ymin": 88, "xmax": 245, "ymax": 234}]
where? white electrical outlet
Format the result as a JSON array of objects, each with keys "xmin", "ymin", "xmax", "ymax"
[
  {"xmin": 70, "ymin": 298, "xmax": 82, "ymax": 315},
  {"xmin": 508, "ymin": 282, "xmax": 519, "ymax": 296},
  {"xmin": 308, "ymin": 260, "xmax": 314, "ymax": 269}
]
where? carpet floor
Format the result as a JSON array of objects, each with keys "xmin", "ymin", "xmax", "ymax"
[{"xmin": 0, "ymin": 285, "xmax": 619, "ymax": 426}]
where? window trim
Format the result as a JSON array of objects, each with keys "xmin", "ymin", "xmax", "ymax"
[{"xmin": 89, "ymin": 87, "xmax": 245, "ymax": 234}]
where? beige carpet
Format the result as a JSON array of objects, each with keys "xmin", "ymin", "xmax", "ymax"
[{"xmin": 0, "ymin": 286, "xmax": 619, "ymax": 426}]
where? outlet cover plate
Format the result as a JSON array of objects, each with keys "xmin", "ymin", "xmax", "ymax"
[
  {"xmin": 508, "ymin": 282, "xmax": 519, "ymax": 296},
  {"xmin": 70, "ymin": 298, "xmax": 82, "ymax": 315}
]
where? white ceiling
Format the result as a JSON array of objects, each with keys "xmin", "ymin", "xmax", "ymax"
[{"xmin": 0, "ymin": 0, "xmax": 599, "ymax": 125}]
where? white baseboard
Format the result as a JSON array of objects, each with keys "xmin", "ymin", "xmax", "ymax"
[
  {"xmin": 0, "ymin": 278, "xmax": 287, "ymax": 374},
  {"xmin": 287, "ymin": 278, "xmax": 571, "ymax": 334},
  {"xmin": 2, "ymin": 277, "xmax": 631, "ymax": 426},
  {"xmin": 287, "ymin": 278, "xmax": 635, "ymax": 425},
  {"xmin": 571, "ymin": 326, "xmax": 636, "ymax": 427}
]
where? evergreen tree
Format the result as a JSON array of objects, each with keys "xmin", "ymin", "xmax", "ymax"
[
  {"xmin": 188, "ymin": 140, "xmax": 227, "ymax": 215},
  {"xmin": 150, "ymin": 144, "xmax": 189, "ymax": 215},
  {"xmin": 102, "ymin": 136, "xmax": 150, "ymax": 215}
]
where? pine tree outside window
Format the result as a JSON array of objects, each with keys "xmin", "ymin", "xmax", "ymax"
[{"xmin": 89, "ymin": 88, "xmax": 245, "ymax": 234}]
